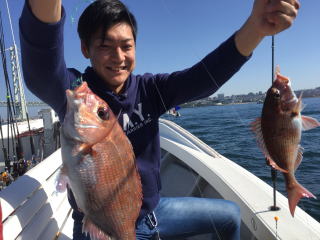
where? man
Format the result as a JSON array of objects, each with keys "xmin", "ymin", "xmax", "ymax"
[{"xmin": 20, "ymin": 0, "xmax": 299, "ymax": 239}]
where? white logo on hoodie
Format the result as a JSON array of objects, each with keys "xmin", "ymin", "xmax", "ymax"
[{"xmin": 122, "ymin": 103, "xmax": 152, "ymax": 135}]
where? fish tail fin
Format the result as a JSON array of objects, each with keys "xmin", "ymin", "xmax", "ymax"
[
  {"xmin": 83, "ymin": 217, "xmax": 112, "ymax": 240},
  {"xmin": 288, "ymin": 183, "xmax": 316, "ymax": 217},
  {"xmin": 55, "ymin": 166, "xmax": 69, "ymax": 193}
]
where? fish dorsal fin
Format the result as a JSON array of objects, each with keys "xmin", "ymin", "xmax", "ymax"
[
  {"xmin": 275, "ymin": 65, "xmax": 281, "ymax": 80},
  {"xmin": 251, "ymin": 118, "xmax": 289, "ymax": 173},
  {"xmin": 293, "ymin": 93, "xmax": 303, "ymax": 113},
  {"xmin": 301, "ymin": 115, "xmax": 320, "ymax": 131},
  {"xmin": 294, "ymin": 145, "xmax": 304, "ymax": 171},
  {"xmin": 83, "ymin": 216, "xmax": 112, "ymax": 240}
]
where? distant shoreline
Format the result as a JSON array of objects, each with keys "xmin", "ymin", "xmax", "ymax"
[{"xmin": 182, "ymin": 96, "xmax": 320, "ymax": 108}]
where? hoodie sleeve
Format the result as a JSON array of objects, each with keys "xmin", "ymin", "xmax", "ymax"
[
  {"xmin": 19, "ymin": 1, "xmax": 73, "ymax": 120},
  {"xmin": 147, "ymin": 33, "xmax": 251, "ymax": 116}
]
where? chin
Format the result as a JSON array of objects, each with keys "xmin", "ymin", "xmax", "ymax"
[{"xmin": 112, "ymin": 78, "xmax": 127, "ymax": 85}]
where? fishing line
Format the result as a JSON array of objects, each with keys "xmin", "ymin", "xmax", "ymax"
[
  {"xmin": 187, "ymin": 171, "xmax": 223, "ymax": 240},
  {"xmin": 0, "ymin": 116, "xmax": 9, "ymax": 171},
  {"xmin": 26, "ymin": 112, "xmax": 36, "ymax": 165},
  {"xmin": 0, "ymin": 6, "xmax": 25, "ymax": 177},
  {"xmin": 158, "ymin": 1, "xmax": 252, "ymax": 131},
  {"xmin": 149, "ymin": 2, "xmax": 241, "ymax": 238},
  {"xmin": 70, "ymin": 0, "xmax": 94, "ymax": 25},
  {"xmin": 271, "ymin": 34, "xmax": 314, "ymax": 236}
]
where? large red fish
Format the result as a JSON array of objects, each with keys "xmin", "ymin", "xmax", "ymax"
[
  {"xmin": 251, "ymin": 69, "xmax": 320, "ymax": 216},
  {"xmin": 57, "ymin": 81, "xmax": 142, "ymax": 239}
]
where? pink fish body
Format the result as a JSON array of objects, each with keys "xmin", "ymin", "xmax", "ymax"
[
  {"xmin": 251, "ymin": 69, "xmax": 320, "ymax": 216},
  {"xmin": 58, "ymin": 82, "xmax": 142, "ymax": 239}
]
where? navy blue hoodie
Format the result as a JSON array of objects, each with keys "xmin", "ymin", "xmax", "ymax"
[{"xmin": 19, "ymin": 1, "xmax": 250, "ymax": 222}]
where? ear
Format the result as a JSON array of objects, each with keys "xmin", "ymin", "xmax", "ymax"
[{"xmin": 81, "ymin": 40, "xmax": 90, "ymax": 59}]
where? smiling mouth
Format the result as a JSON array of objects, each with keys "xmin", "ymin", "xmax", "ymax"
[{"xmin": 106, "ymin": 66, "xmax": 127, "ymax": 72}]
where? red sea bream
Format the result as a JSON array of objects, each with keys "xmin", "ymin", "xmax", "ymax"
[
  {"xmin": 57, "ymin": 82, "xmax": 142, "ymax": 239},
  {"xmin": 251, "ymin": 69, "xmax": 320, "ymax": 216}
]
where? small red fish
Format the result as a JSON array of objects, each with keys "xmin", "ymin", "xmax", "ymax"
[
  {"xmin": 58, "ymin": 82, "xmax": 142, "ymax": 239},
  {"xmin": 251, "ymin": 68, "xmax": 320, "ymax": 216}
]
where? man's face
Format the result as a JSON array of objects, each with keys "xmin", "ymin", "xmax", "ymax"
[{"xmin": 81, "ymin": 23, "xmax": 136, "ymax": 94}]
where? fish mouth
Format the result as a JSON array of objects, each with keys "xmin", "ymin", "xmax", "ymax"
[
  {"xmin": 75, "ymin": 124, "xmax": 99, "ymax": 129},
  {"xmin": 273, "ymin": 74, "xmax": 298, "ymax": 111},
  {"xmin": 280, "ymin": 84, "xmax": 298, "ymax": 107}
]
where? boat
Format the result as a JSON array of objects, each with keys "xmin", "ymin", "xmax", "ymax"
[
  {"xmin": 1, "ymin": 118, "xmax": 319, "ymax": 240},
  {"xmin": 167, "ymin": 107, "xmax": 181, "ymax": 117}
]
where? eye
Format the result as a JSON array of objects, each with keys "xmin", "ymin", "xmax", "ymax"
[
  {"xmin": 98, "ymin": 43, "xmax": 111, "ymax": 50},
  {"xmin": 122, "ymin": 44, "xmax": 132, "ymax": 51},
  {"xmin": 97, "ymin": 107, "xmax": 109, "ymax": 120},
  {"xmin": 274, "ymin": 90, "xmax": 280, "ymax": 98}
]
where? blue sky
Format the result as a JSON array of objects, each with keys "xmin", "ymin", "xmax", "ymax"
[{"xmin": 1, "ymin": 0, "xmax": 319, "ymax": 101}]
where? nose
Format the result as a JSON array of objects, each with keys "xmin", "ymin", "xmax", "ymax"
[{"xmin": 111, "ymin": 47, "xmax": 125, "ymax": 63}]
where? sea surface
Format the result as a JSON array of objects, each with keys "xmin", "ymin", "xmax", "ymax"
[{"xmin": 162, "ymin": 97, "xmax": 320, "ymax": 222}]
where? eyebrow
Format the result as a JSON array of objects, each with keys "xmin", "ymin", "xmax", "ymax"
[{"xmin": 100, "ymin": 37, "xmax": 134, "ymax": 43}]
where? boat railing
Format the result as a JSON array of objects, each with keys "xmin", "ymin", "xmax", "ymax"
[{"xmin": 159, "ymin": 118, "xmax": 221, "ymax": 158}]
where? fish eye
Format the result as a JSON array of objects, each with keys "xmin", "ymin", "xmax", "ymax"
[
  {"xmin": 97, "ymin": 107, "xmax": 109, "ymax": 120},
  {"xmin": 274, "ymin": 90, "xmax": 280, "ymax": 98}
]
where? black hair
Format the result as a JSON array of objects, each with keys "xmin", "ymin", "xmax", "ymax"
[{"xmin": 77, "ymin": 0, "xmax": 137, "ymax": 47}]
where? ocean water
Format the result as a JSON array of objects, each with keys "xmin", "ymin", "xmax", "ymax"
[{"xmin": 162, "ymin": 97, "xmax": 320, "ymax": 222}]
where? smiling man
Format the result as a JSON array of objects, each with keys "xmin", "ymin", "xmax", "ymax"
[
  {"xmin": 80, "ymin": 23, "xmax": 136, "ymax": 94},
  {"xmin": 20, "ymin": 0, "xmax": 299, "ymax": 239}
]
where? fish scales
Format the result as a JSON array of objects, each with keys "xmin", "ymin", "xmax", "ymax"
[
  {"xmin": 58, "ymin": 82, "xmax": 142, "ymax": 240},
  {"xmin": 262, "ymin": 114, "xmax": 300, "ymax": 170}
]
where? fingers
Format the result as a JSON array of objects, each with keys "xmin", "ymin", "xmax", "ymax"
[
  {"xmin": 291, "ymin": 0, "xmax": 300, "ymax": 10},
  {"xmin": 266, "ymin": 0, "xmax": 299, "ymax": 33},
  {"xmin": 268, "ymin": 0, "xmax": 299, "ymax": 18}
]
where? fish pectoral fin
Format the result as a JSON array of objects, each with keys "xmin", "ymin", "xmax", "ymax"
[
  {"xmin": 251, "ymin": 118, "xmax": 273, "ymax": 160},
  {"xmin": 83, "ymin": 216, "xmax": 112, "ymax": 240},
  {"xmin": 301, "ymin": 115, "xmax": 320, "ymax": 131},
  {"xmin": 77, "ymin": 143, "xmax": 92, "ymax": 155},
  {"xmin": 266, "ymin": 157, "xmax": 289, "ymax": 173},
  {"xmin": 251, "ymin": 119, "xmax": 288, "ymax": 173},
  {"xmin": 55, "ymin": 166, "xmax": 70, "ymax": 193}
]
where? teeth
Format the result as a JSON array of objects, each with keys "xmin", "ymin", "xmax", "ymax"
[{"xmin": 109, "ymin": 67, "xmax": 125, "ymax": 71}]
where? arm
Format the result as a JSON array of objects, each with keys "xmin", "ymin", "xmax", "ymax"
[
  {"xmin": 235, "ymin": 0, "xmax": 300, "ymax": 56},
  {"xmin": 28, "ymin": 0, "xmax": 62, "ymax": 23},
  {"xmin": 19, "ymin": 0, "xmax": 73, "ymax": 120},
  {"xmin": 149, "ymin": 0, "xmax": 300, "ymax": 115}
]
